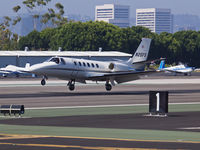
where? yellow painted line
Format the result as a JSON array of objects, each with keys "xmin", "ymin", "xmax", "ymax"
[
  {"xmin": 49, "ymin": 135, "xmax": 200, "ymax": 144},
  {"xmin": 0, "ymin": 134, "xmax": 49, "ymax": 140},
  {"xmin": 0, "ymin": 142, "xmax": 165, "ymax": 150},
  {"xmin": 0, "ymin": 133, "xmax": 200, "ymax": 144}
]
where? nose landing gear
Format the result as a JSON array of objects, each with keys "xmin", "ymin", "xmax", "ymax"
[
  {"xmin": 41, "ymin": 76, "xmax": 48, "ymax": 86},
  {"xmin": 41, "ymin": 79, "xmax": 46, "ymax": 86}
]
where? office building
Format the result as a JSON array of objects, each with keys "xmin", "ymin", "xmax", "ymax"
[
  {"xmin": 136, "ymin": 8, "xmax": 173, "ymax": 34},
  {"xmin": 95, "ymin": 4, "xmax": 130, "ymax": 28}
]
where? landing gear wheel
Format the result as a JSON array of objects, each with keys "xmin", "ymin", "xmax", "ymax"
[
  {"xmin": 41, "ymin": 79, "xmax": 46, "ymax": 86},
  {"xmin": 69, "ymin": 84, "xmax": 75, "ymax": 91},
  {"xmin": 105, "ymin": 83, "xmax": 112, "ymax": 91},
  {"xmin": 68, "ymin": 80, "xmax": 75, "ymax": 91}
]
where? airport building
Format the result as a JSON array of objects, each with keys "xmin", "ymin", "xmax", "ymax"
[
  {"xmin": 136, "ymin": 8, "xmax": 173, "ymax": 34},
  {"xmin": 0, "ymin": 51, "xmax": 131, "ymax": 68},
  {"xmin": 95, "ymin": 4, "xmax": 130, "ymax": 28}
]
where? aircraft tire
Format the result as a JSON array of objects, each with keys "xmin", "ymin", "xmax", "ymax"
[
  {"xmin": 69, "ymin": 84, "xmax": 75, "ymax": 91},
  {"xmin": 105, "ymin": 84, "xmax": 112, "ymax": 91},
  {"xmin": 41, "ymin": 79, "xmax": 46, "ymax": 86}
]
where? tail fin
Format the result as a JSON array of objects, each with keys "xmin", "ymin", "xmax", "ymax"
[
  {"xmin": 127, "ymin": 38, "xmax": 151, "ymax": 71},
  {"xmin": 25, "ymin": 63, "xmax": 30, "ymax": 69},
  {"xmin": 158, "ymin": 60, "xmax": 165, "ymax": 70},
  {"xmin": 128, "ymin": 38, "xmax": 151, "ymax": 64}
]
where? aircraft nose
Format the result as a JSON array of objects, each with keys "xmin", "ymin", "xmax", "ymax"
[{"xmin": 28, "ymin": 64, "xmax": 44, "ymax": 74}]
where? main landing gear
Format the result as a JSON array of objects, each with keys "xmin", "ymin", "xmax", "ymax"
[
  {"xmin": 67, "ymin": 80, "xmax": 75, "ymax": 91},
  {"xmin": 105, "ymin": 81, "xmax": 112, "ymax": 91},
  {"xmin": 41, "ymin": 76, "xmax": 48, "ymax": 86}
]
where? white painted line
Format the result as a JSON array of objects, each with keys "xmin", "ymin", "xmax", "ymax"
[
  {"xmin": 169, "ymin": 102, "xmax": 200, "ymax": 105},
  {"xmin": 0, "ymin": 116, "xmax": 31, "ymax": 118},
  {"xmin": 26, "ymin": 102, "xmax": 200, "ymax": 110},
  {"xmin": 179, "ymin": 127, "xmax": 200, "ymax": 130},
  {"xmin": 26, "ymin": 104, "xmax": 148, "ymax": 110}
]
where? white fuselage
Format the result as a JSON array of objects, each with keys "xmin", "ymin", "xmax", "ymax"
[
  {"xmin": 0, "ymin": 38, "xmax": 152, "ymax": 91},
  {"xmin": 164, "ymin": 64, "xmax": 193, "ymax": 73},
  {"xmin": 28, "ymin": 57, "xmax": 132, "ymax": 81}
]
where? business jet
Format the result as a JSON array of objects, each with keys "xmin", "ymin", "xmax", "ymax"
[
  {"xmin": 27, "ymin": 38, "xmax": 159, "ymax": 91},
  {"xmin": 0, "ymin": 63, "xmax": 31, "ymax": 77},
  {"xmin": 158, "ymin": 60, "xmax": 195, "ymax": 76}
]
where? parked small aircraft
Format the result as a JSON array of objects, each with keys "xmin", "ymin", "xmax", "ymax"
[
  {"xmin": 0, "ymin": 63, "xmax": 31, "ymax": 77},
  {"xmin": 158, "ymin": 60, "xmax": 195, "ymax": 76},
  {"xmin": 26, "ymin": 38, "xmax": 161, "ymax": 91}
]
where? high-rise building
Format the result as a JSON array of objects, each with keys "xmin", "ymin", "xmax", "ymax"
[
  {"xmin": 95, "ymin": 4, "xmax": 130, "ymax": 28},
  {"xmin": 136, "ymin": 8, "xmax": 173, "ymax": 34}
]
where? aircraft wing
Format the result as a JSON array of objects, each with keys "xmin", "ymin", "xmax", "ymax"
[
  {"xmin": 164, "ymin": 68, "xmax": 193, "ymax": 74},
  {"xmin": 0, "ymin": 69, "xmax": 24, "ymax": 74},
  {"xmin": 0, "ymin": 70, "xmax": 10, "ymax": 74},
  {"xmin": 163, "ymin": 68, "xmax": 179, "ymax": 73},
  {"xmin": 163, "ymin": 66, "xmax": 186, "ymax": 72},
  {"xmin": 87, "ymin": 70, "xmax": 159, "ymax": 84},
  {"xmin": 133, "ymin": 58, "xmax": 166, "ymax": 65}
]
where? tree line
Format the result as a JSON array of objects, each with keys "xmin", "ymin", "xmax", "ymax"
[{"xmin": 17, "ymin": 21, "xmax": 200, "ymax": 67}]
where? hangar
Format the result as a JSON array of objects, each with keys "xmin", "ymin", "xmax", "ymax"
[{"xmin": 0, "ymin": 51, "xmax": 131, "ymax": 68}]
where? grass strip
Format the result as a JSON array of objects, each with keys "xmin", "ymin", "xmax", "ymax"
[{"xmin": 21, "ymin": 104, "xmax": 200, "ymax": 118}]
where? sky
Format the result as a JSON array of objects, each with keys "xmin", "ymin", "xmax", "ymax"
[{"xmin": 0, "ymin": 0, "xmax": 200, "ymax": 18}]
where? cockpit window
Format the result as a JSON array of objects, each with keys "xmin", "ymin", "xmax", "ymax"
[
  {"xmin": 60, "ymin": 58, "xmax": 66, "ymax": 65},
  {"xmin": 49, "ymin": 57, "xmax": 60, "ymax": 64}
]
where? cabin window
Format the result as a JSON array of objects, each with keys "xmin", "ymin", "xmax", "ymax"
[
  {"xmin": 74, "ymin": 62, "xmax": 77, "ymax": 66},
  {"xmin": 91, "ymin": 63, "xmax": 95, "ymax": 68},
  {"xmin": 83, "ymin": 62, "xmax": 86, "ymax": 67},
  {"xmin": 79, "ymin": 62, "xmax": 82, "ymax": 66},
  {"xmin": 87, "ymin": 63, "xmax": 90, "ymax": 67},
  {"xmin": 96, "ymin": 64, "xmax": 99, "ymax": 68}
]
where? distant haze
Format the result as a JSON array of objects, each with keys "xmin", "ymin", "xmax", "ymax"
[{"xmin": 0, "ymin": 0, "xmax": 200, "ymax": 18}]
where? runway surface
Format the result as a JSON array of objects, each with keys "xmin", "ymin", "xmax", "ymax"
[
  {"xmin": 1, "ymin": 77, "xmax": 200, "ymax": 108},
  {"xmin": 0, "ymin": 77, "xmax": 200, "ymax": 149},
  {"xmin": 1, "ymin": 111, "xmax": 200, "ymax": 132}
]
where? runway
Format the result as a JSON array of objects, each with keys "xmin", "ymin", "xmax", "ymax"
[
  {"xmin": 1, "ymin": 77, "xmax": 200, "ymax": 108},
  {"xmin": 0, "ymin": 77, "xmax": 200, "ymax": 149}
]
